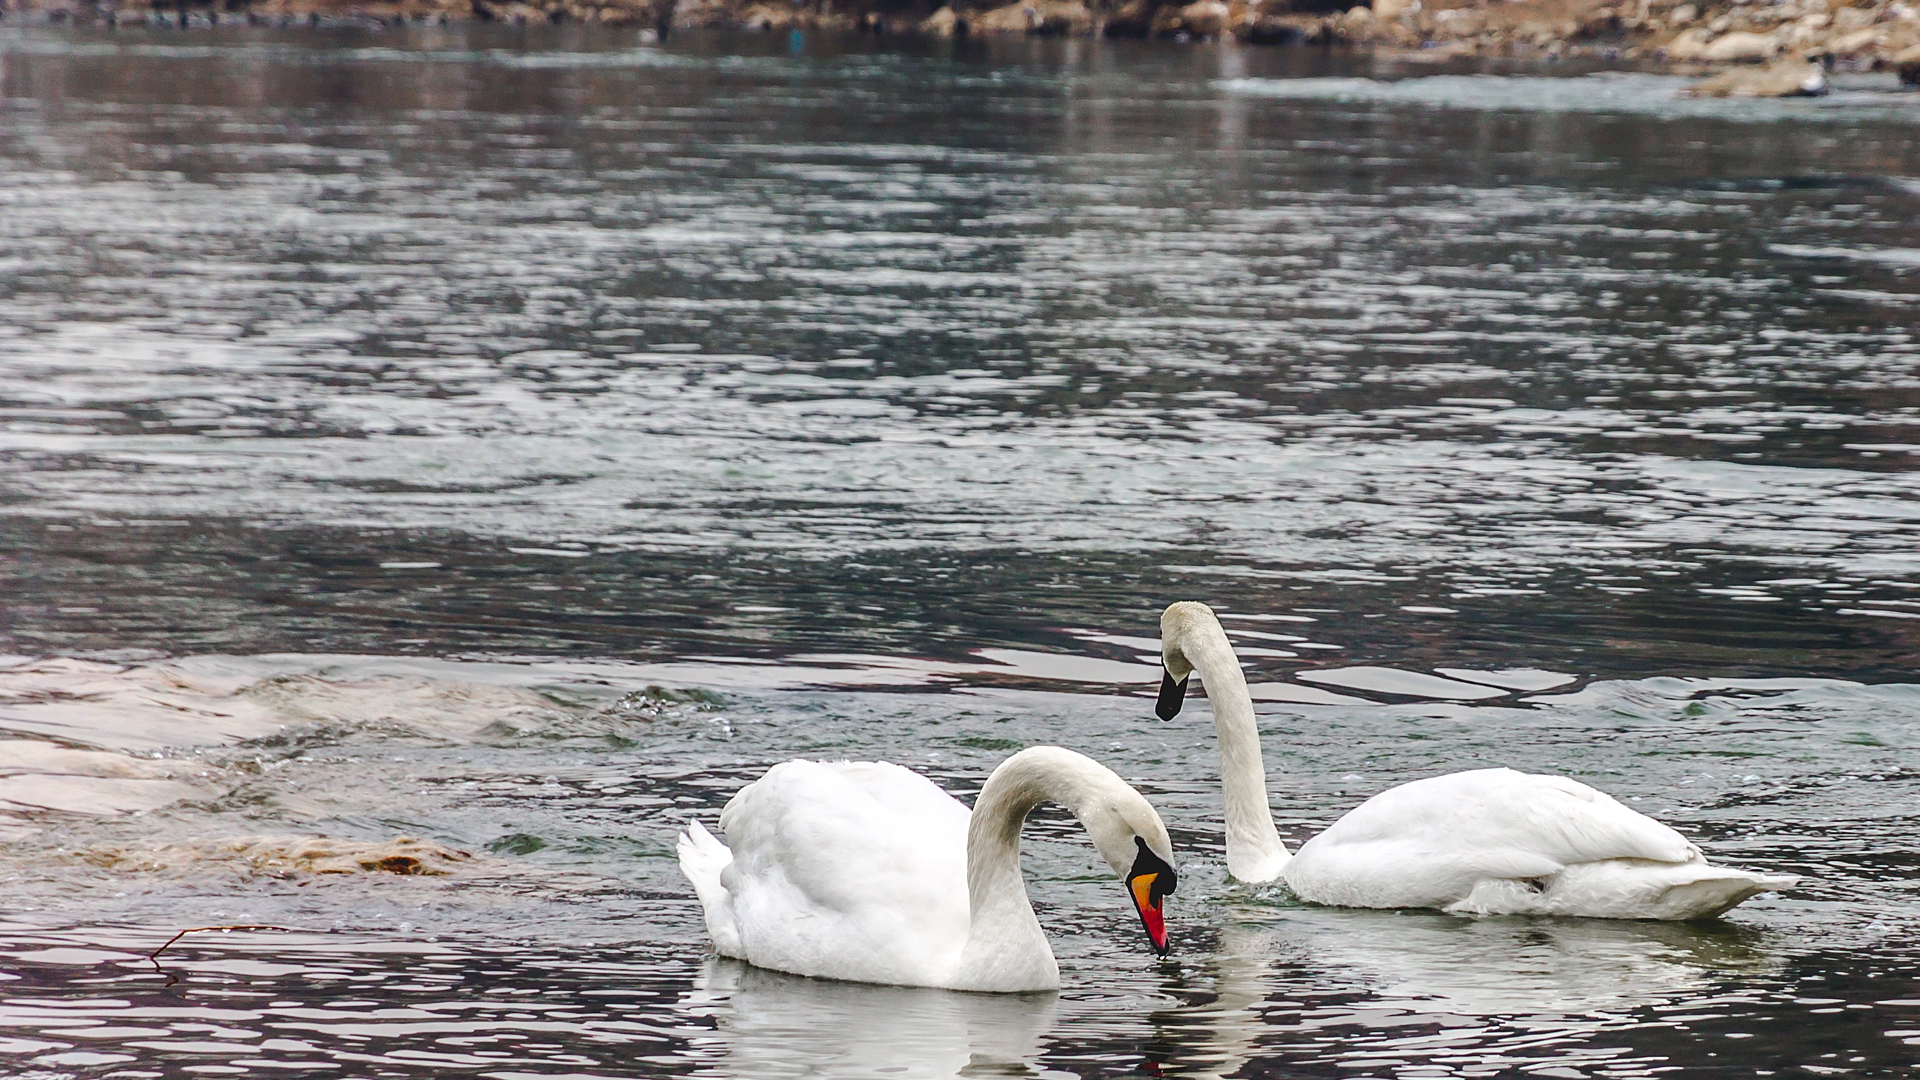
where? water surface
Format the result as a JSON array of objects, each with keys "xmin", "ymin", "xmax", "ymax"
[{"xmin": 0, "ymin": 23, "xmax": 1917, "ymax": 1079}]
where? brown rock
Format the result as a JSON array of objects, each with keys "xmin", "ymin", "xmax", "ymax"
[
  {"xmin": 78, "ymin": 835, "xmax": 476, "ymax": 877},
  {"xmin": 1101, "ymin": 0, "xmax": 1151, "ymax": 35},
  {"xmin": 919, "ymin": 4, "xmax": 964, "ymax": 34},
  {"xmin": 1823, "ymin": 26, "xmax": 1887, "ymax": 55},
  {"xmin": 972, "ymin": 0, "xmax": 1034, "ymax": 30},
  {"xmin": 737, "ymin": 1, "xmax": 797, "ymax": 27},
  {"xmin": 1664, "ymin": 26, "xmax": 1712, "ymax": 57},
  {"xmin": 1682, "ymin": 55, "xmax": 1829, "ymax": 95},
  {"xmin": 973, "ymin": 0, "xmax": 1091, "ymax": 32},
  {"xmin": 1177, "ymin": 0, "xmax": 1231, "ymax": 34},
  {"xmin": 1244, "ymin": 12, "xmax": 1317, "ymax": 41},
  {"xmin": 1698, "ymin": 29, "xmax": 1779, "ymax": 61}
]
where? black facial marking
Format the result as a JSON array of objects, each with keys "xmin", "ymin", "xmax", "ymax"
[
  {"xmin": 1129, "ymin": 835, "xmax": 1177, "ymax": 903},
  {"xmin": 1155, "ymin": 669, "xmax": 1189, "ymax": 721}
]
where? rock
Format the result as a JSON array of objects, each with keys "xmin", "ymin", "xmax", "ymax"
[
  {"xmin": 1102, "ymin": 0, "xmax": 1154, "ymax": 35},
  {"xmin": 1668, "ymin": 3, "xmax": 1696, "ymax": 26},
  {"xmin": 1031, "ymin": 0, "xmax": 1093, "ymax": 33},
  {"xmin": 1664, "ymin": 26, "xmax": 1712, "ymax": 57},
  {"xmin": 973, "ymin": 0, "xmax": 1090, "ymax": 33},
  {"xmin": 1178, "ymin": 0, "xmax": 1230, "ymax": 34},
  {"xmin": 919, "ymin": 4, "xmax": 963, "ymax": 34},
  {"xmin": 1372, "ymin": 0, "xmax": 1411, "ymax": 20},
  {"xmin": 972, "ymin": 1, "xmax": 1035, "ymax": 31},
  {"xmin": 1823, "ymin": 26, "xmax": 1886, "ymax": 55},
  {"xmin": 1898, "ymin": 42, "xmax": 1920, "ymax": 85},
  {"xmin": 1775, "ymin": 10, "xmax": 1828, "ymax": 47},
  {"xmin": 78, "ymin": 835, "xmax": 477, "ymax": 877},
  {"xmin": 1682, "ymin": 55, "xmax": 1829, "ymax": 95},
  {"xmin": 1245, "ymin": 13, "xmax": 1311, "ymax": 41},
  {"xmin": 1575, "ymin": 6, "xmax": 1619, "ymax": 37},
  {"xmin": 736, "ymin": 1, "xmax": 797, "ymax": 28},
  {"xmin": 1149, "ymin": 0, "xmax": 1229, "ymax": 36},
  {"xmin": 1698, "ymin": 29, "xmax": 1779, "ymax": 61}
]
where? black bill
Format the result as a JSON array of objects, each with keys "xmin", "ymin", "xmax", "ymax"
[{"xmin": 1155, "ymin": 669, "xmax": 1189, "ymax": 720}]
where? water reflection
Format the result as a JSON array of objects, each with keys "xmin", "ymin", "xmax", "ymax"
[
  {"xmin": 683, "ymin": 959, "xmax": 1058, "ymax": 1079},
  {"xmin": 1259, "ymin": 905, "xmax": 1780, "ymax": 1016},
  {"xmin": 1139, "ymin": 909, "xmax": 1787, "ymax": 1078}
]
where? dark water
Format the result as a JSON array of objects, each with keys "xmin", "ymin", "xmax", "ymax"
[{"xmin": 0, "ymin": 23, "xmax": 1917, "ymax": 1079}]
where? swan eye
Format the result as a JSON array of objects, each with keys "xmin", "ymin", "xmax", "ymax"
[{"xmin": 1155, "ymin": 669, "xmax": 1189, "ymax": 721}]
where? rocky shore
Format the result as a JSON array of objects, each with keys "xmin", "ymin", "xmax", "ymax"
[{"xmin": 9, "ymin": 0, "xmax": 1920, "ymax": 91}]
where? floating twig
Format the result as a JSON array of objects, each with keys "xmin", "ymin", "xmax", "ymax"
[{"xmin": 148, "ymin": 924, "xmax": 296, "ymax": 986}]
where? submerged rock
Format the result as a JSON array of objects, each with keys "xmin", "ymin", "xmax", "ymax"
[
  {"xmin": 79, "ymin": 834, "xmax": 476, "ymax": 877},
  {"xmin": 1683, "ymin": 55, "xmax": 1829, "ymax": 96}
]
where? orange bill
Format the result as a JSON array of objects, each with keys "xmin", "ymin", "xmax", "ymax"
[
  {"xmin": 1130, "ymin": 870, "xmax": 1168, "ymax": 954},
  {"xmin": 1126, "ymin": 836, "xmax": 1176, "ymax": 956}
]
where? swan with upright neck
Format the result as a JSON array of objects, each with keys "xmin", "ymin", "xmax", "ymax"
[
  {"xmin": 677, "ymin": 745, "xmax": 1177, "ymax": 992},
  {"xmin": 1156, "ymin": 601, "xmax": 1796, "ymax": 920}
]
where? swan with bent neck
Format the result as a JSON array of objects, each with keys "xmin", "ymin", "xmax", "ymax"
[
  {"xmin": 677, "ymin": 745, "xmax": 1177, "ymax": 992},
  {"xmin": 1158, "ymin": 601, "xmax": 1796, "ymax": 920}
]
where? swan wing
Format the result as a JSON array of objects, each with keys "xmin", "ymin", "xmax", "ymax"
[
  {"xmin": 1287, "ymin": 768, "xmax": 1698, "ymax": 909},
  {"xmin": 717, "ymin": 760, "xmax": 973, "ymax": 985}
]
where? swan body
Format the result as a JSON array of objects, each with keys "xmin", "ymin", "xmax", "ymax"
[
  {"xmin": 1157, "ymin": 601, "xmax": 1796, "ymax": 920},
  {"xmin": 677, "ymin": 746, "xmax": 1177, "ymax": 992}
]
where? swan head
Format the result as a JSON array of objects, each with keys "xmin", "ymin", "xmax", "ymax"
[
  {"xmin": 976, "ymin": 746, "xmax": 1180, "ymax": 956},
  {"xmin": 1080, "ymin": 786, "xmax": 1178, "ymax": 956},
  {"xmin": 1156, "ymin": 601, "xmax": 1227, "ymax": 720}
]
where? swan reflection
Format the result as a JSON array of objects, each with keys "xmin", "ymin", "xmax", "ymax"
[
  {"xmin": 680, "ymin": 958, "xmax": 1058, "ymax": 1079},
  {"xmin": 1142, "ymin": 903, "xmax": 1781, "ymax": 1076},
  {"xmin": 1262, "ymin": 903, "xmax": 1780, "ymax": 1015}
]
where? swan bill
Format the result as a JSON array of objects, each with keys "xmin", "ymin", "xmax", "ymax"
[
  {"xmin": 1127, "ymin": 836, "xmax": 1176, "ymax": 956},
  {"xmin": 1155, "ymin": 670, "xmax": 1188, "ymax": 721}
]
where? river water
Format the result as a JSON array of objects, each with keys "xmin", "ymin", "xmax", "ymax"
[{"xmin": 0, "ymin": 22, "xmax": 1917, "ymax": 1079}]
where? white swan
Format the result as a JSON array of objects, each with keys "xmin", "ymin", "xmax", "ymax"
[
  {"xmin": 1155, "ymin": 601, "xmax": 1797, "ymax": 920},
  {"xmin": 676, "ymin": 745, "xmax": 1178, "ymax": 992}
]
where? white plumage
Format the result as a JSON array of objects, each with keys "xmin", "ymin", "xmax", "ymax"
[
  {"xmin": 677, "ymin": 746, "xmax": 1178, "ymax": 992},
  {"xmin": 1158, "ymin": 601, "xmax": 1797, "ymax": 919}
]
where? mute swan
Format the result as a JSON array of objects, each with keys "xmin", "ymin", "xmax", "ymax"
[
  {"xmin": 677, "ymin": 745, "xmax": 1178, "ymax": 992},
  {"xmin": 1154, "ymin": 602, "xmax": 1797, "ymax": 920}
]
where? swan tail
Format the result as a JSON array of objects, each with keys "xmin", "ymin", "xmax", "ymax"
[
  {"xmin": 677, "ymin": 819, "xmax": 745, "ymax": 957},
  {"xmin": 1653, "ymin": 869, "xmax": 1799, "ymax": 921}
]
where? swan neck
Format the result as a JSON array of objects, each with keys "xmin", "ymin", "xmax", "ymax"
[
  {"xmin": 956, "ymin": 749, "xmax": 1117, "ymax": 991},
  {"xmin": 1186, "ymin": 632, "xmax": 1291, "ymax": 882}
]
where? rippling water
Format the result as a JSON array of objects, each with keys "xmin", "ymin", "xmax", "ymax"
[{"xmin": 1, "ymin": 23, "xmax": 1917, "ymax": 1079}]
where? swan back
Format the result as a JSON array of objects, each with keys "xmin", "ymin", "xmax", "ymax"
[
  {"xmin": 1287, "ymin": 768, "xmax": 1703, "ymax": 909},
  {"xmin": 717, "ymin": 760, "xmax": 973, "ymax": 985}
]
